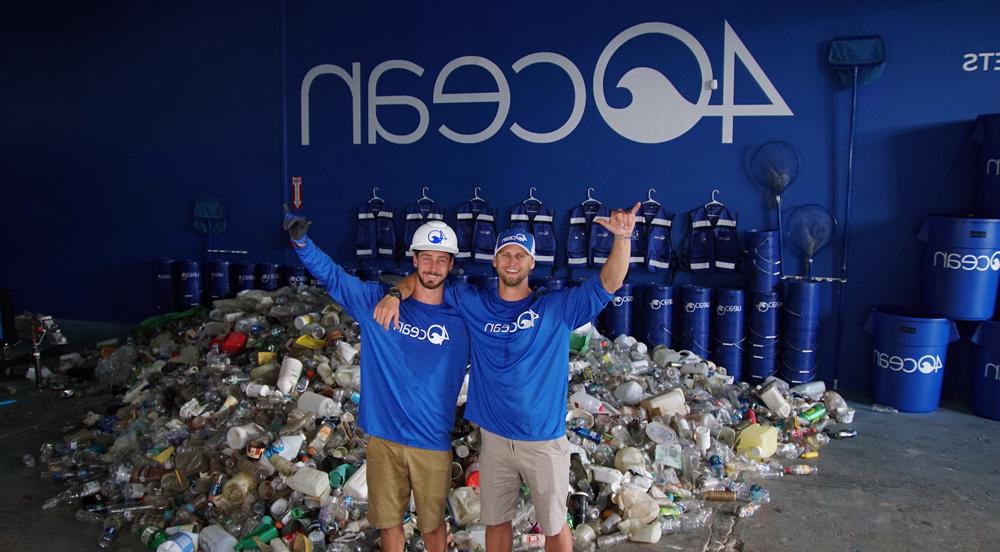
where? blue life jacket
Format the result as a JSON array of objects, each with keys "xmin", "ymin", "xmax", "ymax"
[
  {"xmin": 509, "ymin": 202, "xmax": 556, "ymax": 265},
  {"xmin": 567, "ymin": 203, "xmax": 612, "ymax": 267},
  {"xmin": 638, "ymin": 203, "xmax": 673, "ymax": 272},
  {"xmin": 456, "ymin": 199, "xmax": 497, "ymax": 263},
  {"xmin": 684, "ymin": 204, "xmax": 739, "ymax": 273},
  {"xmin": 356, "ymin": 201, "xmax": 397, "ymax": 260},
  {"xmin": 589, "ymin": 206, "xmax": 613, "ymax": 266},
  {"xmin": 402, "ymin": 201, "xmax": 445, "ymax": 258}
]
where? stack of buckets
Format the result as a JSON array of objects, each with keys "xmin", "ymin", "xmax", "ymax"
[
  {"xmin": 644, "ymin": 284, "xmax": 674, "ymax": 349},
  {"xmin": 782, "ymin": 281, "xmax": 820, "ymax": 383},
  {"xmin": 712, "ymin": 288, "xmax": 745, "ymax": 380},
  {"xmin": 680, "ymin": 285, "xmax": 712, "ymax": 359},
  {"xmin": 157, "ymin": 259, "xmax": 309, "ymax": 312},
  {"xmin": 745, "ymin": 230, "xmax": 782, "ymax": 383}
]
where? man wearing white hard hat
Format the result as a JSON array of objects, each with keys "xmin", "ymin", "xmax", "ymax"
[
  {"xmin": 283, "ymin": 206, "xmax": 469, "ymax": 552},
  {"xmin": 375, "ymin": 203, "xmax": 640, "ymax": 552}
]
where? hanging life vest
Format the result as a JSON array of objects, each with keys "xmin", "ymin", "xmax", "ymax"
[
  {"xmin": 455, "ymin": 199, "xmax": 497, "ymax": 263},
  {"xmin": 684, "ymin": 204, "xmax": 739, "ymax": 273}
]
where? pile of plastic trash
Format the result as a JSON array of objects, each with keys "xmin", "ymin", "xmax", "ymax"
[{"xmin": 25, "ymin": 285, "xmax": 856, "ymax": 551}]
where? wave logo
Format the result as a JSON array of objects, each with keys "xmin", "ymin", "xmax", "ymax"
[
  {"xmin": 873, "ymin": 349, "xmax": 943, "ymax": 375},
  {"xmin": 717, "ymin": 305, "xmax": 742, "ymax": 316},
  {"xmin": 261, "ymin": 273, "xmax": 278, "ymax": 282},
  {"xmin": 396, "ymin": 322, "xmax": 450, "ymax": 346},
  {"xmin": 428, "ymin": 229, "xmax": 447, "ymax": 244},
  {"xmin": 649, "ymin": 298, "xmax": 673, "ymax": 310},
  {"xmin": 685, "ymin": 301, "xmax": 710, "ymax": 313},
  {"xmin": 179, "ymin": 271, "xmax": 199, "ymax": 281},
  {"xmin": 613, "ymin": 295, "xmax": 634, "ymax": 307},
  {"xmin": 932, "ymin": 250, "xmax": 1000, "ymax": 272},
  {"xmin": 484, "ymin": 309, "xmax": 540, "ymax": 334},
  {"xmin": 502, "ymin": 233, "xmax": 529, "ymax": 244},
  {"xmin": 756, "ymin": 301, "xmax": 781, "ymax": 313}
]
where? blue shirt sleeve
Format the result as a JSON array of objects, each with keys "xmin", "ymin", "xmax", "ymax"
[
  {"xmin": 559, "ymin": 274, "xmax": 614, "ymax": 329},
  {"xmin": 443, "ymin": 282, "xmax": 482, "ymax": 318},
  {"xmin": 292, "ymin": 236, "xmax": 384, "ymax": 318}
]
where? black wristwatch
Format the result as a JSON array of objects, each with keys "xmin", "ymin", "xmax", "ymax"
[{"xmin": 386, "ymin": 287, "xmax": 403, "ymax": 301}]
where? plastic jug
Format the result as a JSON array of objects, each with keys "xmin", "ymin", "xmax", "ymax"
[
  {"xmin": 276, "ymin": 357, "xmax": 303, "ymax": 395},
  {"xmin": 198, "ymin": 525, "xmax": 237, "ymax": 552},
  {"xmin": 286, "ymin": 467, "xmax": 330, "ymax": 497},
  {"xmin": 735, "ymin": 424, "xmax": 778, "ymax": 460},
  {"xmin": 297, "ymin": 391, "xmax": 341, "ymax": 418}
]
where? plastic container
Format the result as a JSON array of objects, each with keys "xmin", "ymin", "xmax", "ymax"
[
  {"xmin": 744, "ymin": 230, "xmax": 781, "ymax": 292},
  {"xmin": 643, "ymin": 284, "xmax": 673, "ymax": 348},
  {"xmin": 157, "ymin": 530, "xmax": 198, "ymax": 552},
  {"xmin": 276, "ymin": 357, "xmax": 303, "ymax": 395},
  {"xmin": 157, "ymin": 258, "xmax": 177, "ymax": 312},
  {"xmin": 972, "ymin": 320, "xmax": 1000, "ymax": 420},
  {"xmin": 735, "ymin": 424, "xmax": 778, "ymax": 460},
  {"xmin": 177, "ymin": 260, "xmax": 202, "ymax": 308},
  {"xmin": 199, "ymin": 525, "xmax": 237, "ymax": 552},
  {"xmin": 286, "ymin": 467, "xmax": 330, "ymax": 497},
  {"xmin": 226, "ymin": 423, "xmax": 265, "ymax": 450},
  {"xmin": 601, "ymin": 282, "xmax": 634, "ymax": 339},
  {"xmin": 681, "ymin": 285, "xmax": 711, "ymax": 358},
  {"xmin": 918, "ymin": 215, "xmax": 1000, "ymax": 320},
  {"xmin": 865, "ymin": 307, "xmax": 959, "ymax": 412},
  {"xmin": 297, "ymin": 391, "xmax": 342, "ymax": 418},
  {"xmin": 975, "ymin": 114, "xmax": 1000, "ymax": 218},
  {"xmin": 749, "ymin": 292, "xmax": 782, "ymax": 338},
  {"xmin": 258, "ymin": 263, "xmax": 281, "ymax": 291}
]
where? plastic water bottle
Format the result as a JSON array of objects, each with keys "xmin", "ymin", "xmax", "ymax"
[{"xmin": 596, "ymin": 532, "xmax": 628, "ymax": 548}]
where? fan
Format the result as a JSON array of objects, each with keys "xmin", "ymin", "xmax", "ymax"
[
  {"xmin": 787, "ymin": 205, "xmax": 837, "ymax": 278},
  {"xmin": 750, "ymin": 142, "xmax": 801, "ymax": 275}
]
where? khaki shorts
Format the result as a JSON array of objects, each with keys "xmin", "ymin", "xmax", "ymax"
[
  {"xmin": 479, "ymin": 428, "xmax": 571, "ymax": 536},
  {"xmin": 366, "ymin": 436, "xmax": 452, "ymax": 532}
]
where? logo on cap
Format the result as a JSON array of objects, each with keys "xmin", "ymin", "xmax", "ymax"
[
  {"xmin": 428, "ymin": 229, "xmax": 447, "ymax": 244},
  {"xmin": 502, "ymin": 233, "xmax": 528, "ymax": 244}
]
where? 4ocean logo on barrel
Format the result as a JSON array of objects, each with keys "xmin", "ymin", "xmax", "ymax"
[
  {"xmin": 873, "ymin": 349, "xmax": 943, "ymax": 375},
  {"xmin": 985, "ymin": 361, "xmax": 1000, "ymax": 381},
  {"xmin": 932, "ymin": 249, "xmax": 1000, "ymax": 271}
]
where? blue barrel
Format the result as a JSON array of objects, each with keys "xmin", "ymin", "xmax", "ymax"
[
  {"xmin": 601, "ymin": 282, "xmax": 635, "ymax": 339},
  {"xmin": 235, "ymin": 261, "xmax": 257, "ymax": 291},
  {"xmin": 747, "ymin": 347, "xmax": 779, "ymax": 383},
  {"xmin": 284, "ymin": 265, "xmax": 307, "ymax": 288},
  {"xmin": 972, "ymin": 321, "xmax": 1000, "ymax": 420},
  {"xmin": 361, "ymin": 267, "xmax": 383, "ymax": 283},
  {"xmin": 749, "ymin": 292, "xmax": 782, "ymax": 339},
  {"xmin": 156, "ymin": 258, "xmax": 177, "ymax": 312},
  {"xmin": 448, "ymin": 273, "xmax": 470, "ymax": 285},
  {"xmin": 177, "ymin": 260, "xmax": 202, "ymax": 308},
  {"xmin": 207, "ymin": 260, "xmax": 231, "ymax": 301},
  {"xmin": 783, "ymin": 281, "xmax": 820, "ymax": 327},
  {"xmin": 745, "ymin": 230, "xmax": 781, "ymax": 292},
  {"xmin": 644, "ymin": 284, "xmax": 674, "ymax": 348},
  {"xmin": 258, "ymin": 263, "xmax": 280, "ymax": 291},
  {"xmin": 681, "ymin": 285, "xmax": 712, "ymax": 358},
  {"xmin": 976, "ymin": 114, "xmax": 1000, "ymax": 218},
  {"xmin": 865, "ymin": 307, "xmax": 960, "ymax": 413},
  {"xmin": 918, "ymin": 215, "xmax": 1000, "ymax": 320},
  {"xmin": 712, "ymin": 288, "xmax": 745, "ymax": 379}
]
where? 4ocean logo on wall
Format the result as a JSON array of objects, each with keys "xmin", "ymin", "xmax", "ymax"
[{"xmin": 301, "ymin": 21, "xmax": 792, "ymax": 146}]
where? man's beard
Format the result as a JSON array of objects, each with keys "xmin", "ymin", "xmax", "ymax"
[
  {"xmin": 497, "ymin": 270, "xmax": 528, "ymax": 288},
  {"xmin": 417, "ymin": 271, "xmax": 446, "ymax": 290}
]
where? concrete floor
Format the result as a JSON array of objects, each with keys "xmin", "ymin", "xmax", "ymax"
[{"xmin": 2, "ymin": 321, "xmax": 998, "ymax": 551}]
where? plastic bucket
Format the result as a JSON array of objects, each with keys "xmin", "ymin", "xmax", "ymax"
[
  {"xmin": 681, "ymin": 285, "xmax": 712, "ymax": 358},
  {"xmin": 749, "ymin": 292, "xmax": 782, "ymax": 338},
  {"xmin": 601, "ymin": 282, "xmax": 634, "ymax": 339},
  {"xmin": 208, "ymin": 260, "xmax": 231, "ymax": 301},
  {"xmin": 284, "ymin": 265, "xmax": 306, "ymax": 288},
  {"xmin": 918, "ymin": 215, "xmax": 1000, "ymax": 320},
  {"xmin": 783, "ymin": 281, "xmax": 820, "ymax": 328},
  {"xmin": 972, "ymin": 320, "xmax": 1000, "ymax": 420},
  {"xmin": 644, "ymin": 284, "xmax": 674, "ymax": 348},
  {"xmin": 156, "ymin": 258, "xmax": 177, "ymax": 312},
  {"xmin": 235, "ymin": 261, "xmax": 257, "ymax": 291},
  {"xmin": 975, "ymin": 114, "xmax": 1000, "ymax": 218},
  {"xmin": 865, "ymin": 307, "xmax": 960, "ymax": 413},
  {"xmin": 745, "ymin": 230, "xmax": 781, "ymax": 292},
  {"xmin": 714, "ymin": 288, "xmax": 745, "ymax": 339},
  {"xmin": 712, "ymin": 345, "xmax": 743, "ymax": 380},
  {"xmin": 177, "ymin": 260, "xmax": 202, "ymax": 308},
  {"xmin": 746, "ymin": 348, "xmax": 778, "ymax": 382}
]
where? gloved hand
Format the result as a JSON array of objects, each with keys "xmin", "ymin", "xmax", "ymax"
[{"xmin": 282, "ymin": 204, "xmax": 312, "ymax": 241}]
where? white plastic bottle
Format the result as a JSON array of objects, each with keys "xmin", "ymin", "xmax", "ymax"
[
  {"xmin": 297, "ymin": 391, "xmax": 341, "ymax": 418},
  {"xmin": 198, "ymin": 525, "xmax": 237, "ymax": 552},
  {"xmin": 286, "ymin": 467, "xmax": 330, "ymax": 497},
  {"xmin": 226, "ymin": 423, "xmax": 265, "ymax": 450},
  {"xmin": 157, "ymin": 530, "xmax": 198, "ymax": 552},
  {"xmin": 276, "ymin": 357, "xmax": 303, "ymax": 395}
]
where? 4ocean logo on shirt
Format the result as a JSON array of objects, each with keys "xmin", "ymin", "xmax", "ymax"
[
  {"xmin": 484, "ymin": 308, "xmax": 539, "ymax": 333},
  {"xmin": 396, "ymin": 321, "xmax": 450, "ymax": 345}
]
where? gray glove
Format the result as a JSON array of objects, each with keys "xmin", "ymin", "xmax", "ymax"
[{"xmin": 282, "ymin": 203, "xmax": 312, "ymax": 241}]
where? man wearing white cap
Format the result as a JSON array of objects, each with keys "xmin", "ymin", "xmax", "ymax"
[
  {"xmin": 375, "ymin": 203, "xmax": 639, "ymax": 552},
  {"xmin": 283, "ymin": 206, "xmax": 469, "ymax": 552}
]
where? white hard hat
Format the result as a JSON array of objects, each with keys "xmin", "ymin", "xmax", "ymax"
[{"xmin": 410, "ymin": 220, "xmax": 459, "ymax": 255}]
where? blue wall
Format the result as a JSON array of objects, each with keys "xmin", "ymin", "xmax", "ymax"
[{"xmin": 3, "ymin": 1, "xmax": 998, "ymax": 392}]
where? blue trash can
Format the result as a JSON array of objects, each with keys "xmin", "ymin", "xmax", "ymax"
[
  {"xmin": 972, "ymin": 320, "xmax": 1000, "ymax": 420},
  {"xmin": 284, "ymin": 265, "xmax": 307, "ymax": 288},
  {"xmin": 208, "ymin": 260, "xmax": 231, "ymax": 301},
  {"xmin": 235, "ymin": 261, "xmax": 257, "ymax": 291},
  {"xmin": 865, "ymin": 307, "xmax": 960, "ymax": 413},
  {"xmin": 258, "ymin": 263, "xmax": 281, "ymax": 291},
  {"xmin": 644, "ymin": 284, "xmax": 674, "ymax": 349},
  {"xmin": 177, "ymin": 260, "xmax": 202, "ymax": 309},
  {"xmin": 156, "ymin": 258, "xmax": 177, "ymax": 312},
  {"xmin": 975, "ymin": 114, "xmax": 1000, "ymax": 218},
  {"xmin": 601, "ymin": 282, "xmax": 635, "ymax": 339},
  {"xmin": 918, "ymin": 215, "xmax": 1000, "ymax": 320}
]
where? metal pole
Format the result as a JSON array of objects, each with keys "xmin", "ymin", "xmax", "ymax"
[{"xmin": 832, "ymin": 66, "xmax": 859, "ymax": 390}]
